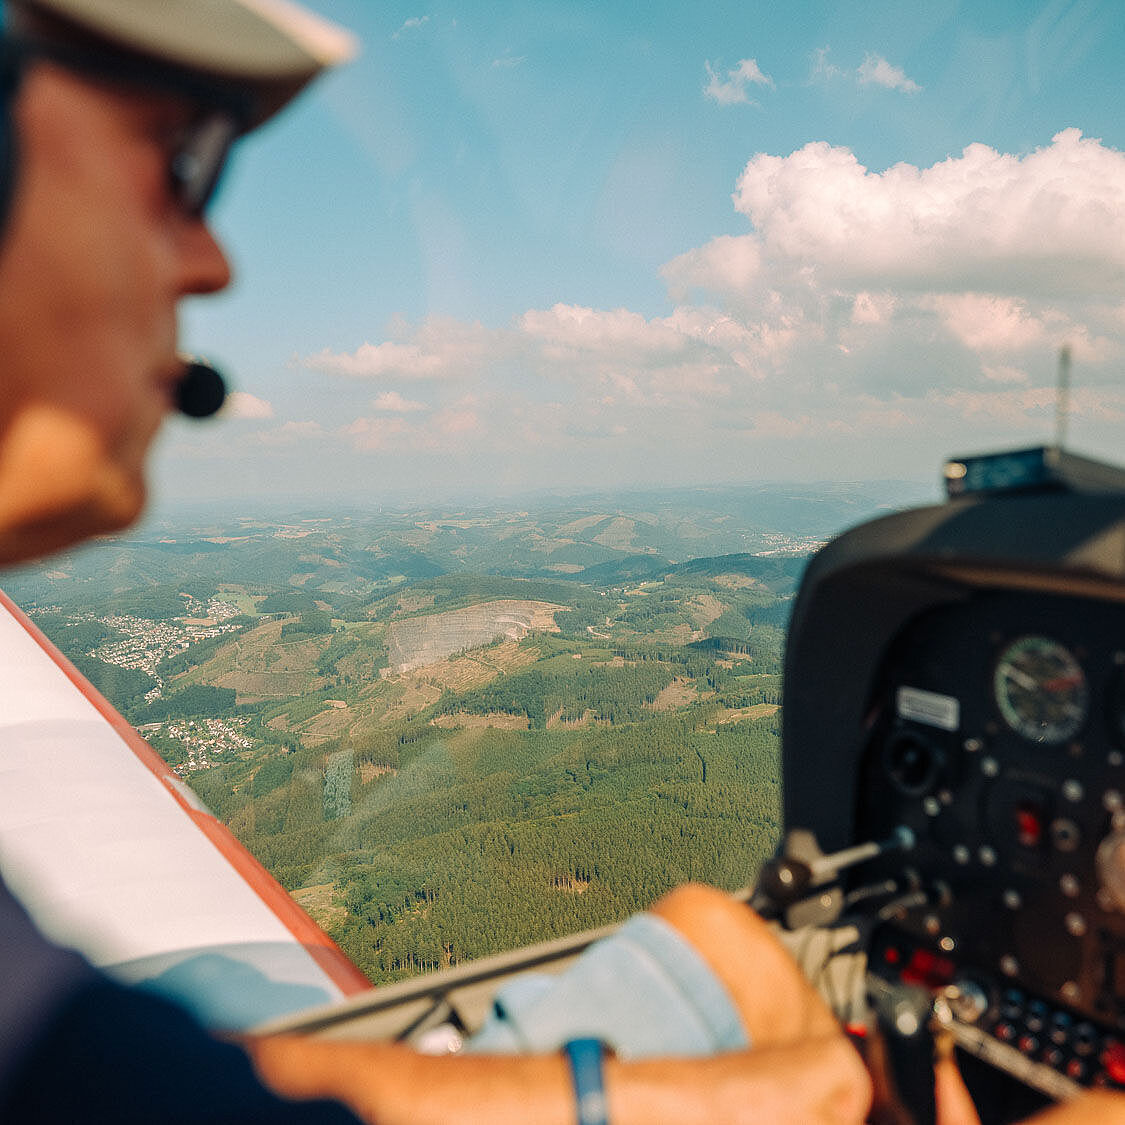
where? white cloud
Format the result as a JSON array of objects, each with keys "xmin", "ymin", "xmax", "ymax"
[
  {"xmin": 256, "ymin": 421, "xmax": 324, "ymax": 446},
  {"xmin": 306, "ymin": 342, "xmax": 446, "ymax": 378},
  {"xmin": 492, "ymin": 54, "xmax": 525, "ymax": 69},
  {"xmin": 342, "ymin": 399, "xmax": 481, "ymax": 455},
  {"xmin": 434, "ymin": 405, "xmax": 481, "ymax": 436},
  {"xmin": 519, "ymin": 304, "xmax": 687, "ymax": 358},
  {"xmin": 393, "ymin": 15, "xmax": 430, "ymax": 39},
  {"xmin": 372, "ymin": 391, "xmax": 428, "ymax": 413},
  {"xmin": 662, "ymin": 235, "xmax": 762, "ymax": 299},
  {"xmin": 928, "ymin": 294, "xmax": 1052, "ymax": 352},
  {"xmin": 342, "ymin": 416, "xmax": 411, "ymax": 451},
  {"xmin": 679, "ymin": 130, "xmax": 1125, "ymax": 301},
  {"xmin": 303, "ymin": 318, "xmax": 494, "ymax": 380},
  {"xmin": 851, "ymin": 292, "xmax": 897, "ymax": 326},
  {"xmin": 810, "ymin": 47, "xmax": 843, "ymax": 83},
  {"xmin": 857, "ymin": 54, "xmax": 921, "ymax": 93},
  {"xmin": 811, "ymin": 48, "xmax": 920, "ymax": 93},
  {"xmin": 221, "ymin": 391, "xmax": 274, "ymax": 420},
  {"xmin": 291, "ymin": 132, "xmax": 1125, "ymax": 489},
  {"xmin": 704, "ymin": 58, "xmax": 773, "ymax": 106}
]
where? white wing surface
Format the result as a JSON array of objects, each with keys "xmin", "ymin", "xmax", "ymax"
[{"xmin": 0, "ymin": 588, "xmax": 371, "ymax": 1029}]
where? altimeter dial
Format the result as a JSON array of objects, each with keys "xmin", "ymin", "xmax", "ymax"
[{"xmin": 994, "ymin": 635, "xmax": 1088, "ymax": 744}]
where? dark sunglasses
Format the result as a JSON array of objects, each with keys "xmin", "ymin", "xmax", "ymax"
[{"xmin": 0, "ymin": 31, "xmax": 251, "ymax": 215}]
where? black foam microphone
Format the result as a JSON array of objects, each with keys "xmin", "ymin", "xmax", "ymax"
[{"xmin": 175, "ymin": 358, "xmax": 227, "ymax": 418}]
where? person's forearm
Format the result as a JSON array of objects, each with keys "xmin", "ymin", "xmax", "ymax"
[
  {"xmin": 250, "ymin": 1036, "xmax": 575, "ymax": 1125},
  {"xmin": 249, "ymin": 1032, "xmax": 871, "ymax": 1125},
  {"xmin": 606, "ymin": 1037, "xmax": 871, "ymax": 1125},
  {"xmin": 1024, "ymin": 1091, "xmax": 1125, "ymax": 1123}
]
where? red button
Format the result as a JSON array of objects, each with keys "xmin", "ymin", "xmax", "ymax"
[
  {"xmin": 1101, "ymin": 1041, "xmax": 1125, "ymax": 1085},
  {"xmin": 1016, "ymin": 804, "xmax": 1043, "ymax": 847},
  {"xmin": 902, "ymin": 949, "xmax": 956, "ymax": 987}
]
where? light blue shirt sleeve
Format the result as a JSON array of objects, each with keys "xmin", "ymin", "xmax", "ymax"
[{"xmin": 466, "ymin": 912, "xmax": 749, "ymax": 1059}]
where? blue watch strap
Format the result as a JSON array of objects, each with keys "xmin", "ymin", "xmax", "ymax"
[{"xmin": 563, "ymin": 1038, "xmax": 609, "ymax": 1125}]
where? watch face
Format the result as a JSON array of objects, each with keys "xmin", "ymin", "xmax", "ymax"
[{"xmin": 993, "ymin": 635, "xmax": 1088, "ymax": 745}]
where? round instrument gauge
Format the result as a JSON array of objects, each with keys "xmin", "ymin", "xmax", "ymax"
[{"xmin": 993, "ymin": 635, "xmax": 1088, "ymax": 744}]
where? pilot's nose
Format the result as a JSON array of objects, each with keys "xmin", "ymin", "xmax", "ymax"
[{"xmin": 177, "ymin": 220, "xmax": 233, "ymax": 296}]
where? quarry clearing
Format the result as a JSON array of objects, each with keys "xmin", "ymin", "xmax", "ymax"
[{"xmin": 385, "ymin": 600, "xmax": 564, "ymax": 674}]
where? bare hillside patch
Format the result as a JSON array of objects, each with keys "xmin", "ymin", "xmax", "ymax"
[
  {"xmin": 713, "ymin": 573, "xmax": 759, "ymax": 590},
  {"xmin": 173, "ymin": 618, "xmax": 334, "ymax": 702},
  {"xmin": 382, "ymin": 680, "xmax": 445, "ymax": 721},
  {"xmin": 359, "ymin": 763, "xmax": 397, "ymax": 783},
  {"xmin": 687, "ymin": 594, "xmax": 725, "ymax": 629},
  {"xmin": 557, "ymin": 513, "xmax": 611, "ymax": 536},
  {"xmin": 648, "ymin": 677, "xmax": 698, "ymax": 711},
  {"xmin": 714, "ymin": 704, "xmax": 780, "ymax": 725},
  {"xmin": 386, "ymin": 600, "xmax": 564, "ymax": 674},
  {"xmin": 546, "ymin": 708, "xmax": 598, "ymax": 729},
  {"xmin": 291, "ymin": 883, "xmax": 347, "ymax": 931},
  {"xmin": 593, "ymin": 517, "xmax": 636, "ymax": 549},
  {"xmin": 431, "ymin": 712, "xmax": 530, "ymax": 731}
]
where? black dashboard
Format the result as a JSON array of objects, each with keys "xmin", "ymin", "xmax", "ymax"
[{"xmin": 781, "ymin": 487, "xmax": 1125, "ymax": 1111}]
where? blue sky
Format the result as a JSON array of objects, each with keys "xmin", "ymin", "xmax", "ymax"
[{"xmin": 162, "ymin": 0, "xmax": 1125, "ymax": 507}]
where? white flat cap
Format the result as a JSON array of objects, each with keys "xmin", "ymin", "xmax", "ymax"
[{"xmin": 15, "ymin": 0, "xmax": 357, "ymax": 124}]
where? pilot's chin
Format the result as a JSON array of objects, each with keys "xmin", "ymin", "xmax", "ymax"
[
  {"xmin": 88, "ymin": 468, "xmax": 148, "ymax": 537},
  {"xmin": 0, "ymin": 476, "xmax": 147, "ymax": 565}
]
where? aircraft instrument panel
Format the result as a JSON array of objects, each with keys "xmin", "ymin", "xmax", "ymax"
[{"xmin": 858, "ymin": 588, "xmax": 1125, "ymax": 1094}]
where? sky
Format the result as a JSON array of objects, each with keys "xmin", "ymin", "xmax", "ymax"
[{"xmin": 161, "ymin": 0, "xmax": 1125, "ymax": 509}]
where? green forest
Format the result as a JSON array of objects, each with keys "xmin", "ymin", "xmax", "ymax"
[{"xmin": 18, "ymin": 501, "xmax": 820, "ymax": 986}]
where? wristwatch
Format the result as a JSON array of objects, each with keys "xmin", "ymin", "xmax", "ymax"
[{"xmin": 563, "ymin": 1038, "xmax": 609, "ymax": 1125}]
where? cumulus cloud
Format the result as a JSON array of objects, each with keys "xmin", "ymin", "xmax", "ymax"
[
  {"xmin": 857, "ymin": 54, "xmax": 921, "ymax": 93},
  {"xmin": 303, "ymin": 318, "xmax": 494, "ymax": 380},
  {"xmin": 851, "ymin": 292, "xmax": 897, "ymax": 326},
  {"xmin": 372, "ymin": 391, "xmax": 428, "ymax": 413},
  {"xmin": 675, "ymin": 130, "xmax": 1125, "ymax": 301},
  {"xmin": 662, "ymin": 235, "xmax": 762, "ymax": 300},
  {"xmin": 928, "ymin": 294, "xmax": 1054, "ymax": 352},
  {"xmin": 519, "ymin": 304, "xmax": 688, "ymax": 358},
  {"xmin": 704, "ymin": 58, "xmax": 773, "ymax": 105},
  {"xmin": 342, "ymin": 399, "xmax": 482, "ymax": 454},
  {"xmin": 221, "ymin": 391, "xmax": 274, "ymax": 420},
  {"xmin": 297, "ymin": 131, "xmax": 1125, "ymax": 487}
]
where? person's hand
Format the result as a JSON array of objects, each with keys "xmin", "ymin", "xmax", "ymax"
[
  {"xmin": 934, "ymin": 1055, "xmax": 981, "ymax": 1125},
  {"xmin": 930, "ymin": 1036, "xmax": 1125, "ymax": 1125},
  {"xmin": 647, "ymin": 884, "xmax": 873, "ymax": 1123},
  {"xmin": 1012, "ymin": 1090, "xmax": 1125, "ymax": 1123},
  {"xmin": 250, "ymin": 884, "xmax": 875, "ymax": 1125}
]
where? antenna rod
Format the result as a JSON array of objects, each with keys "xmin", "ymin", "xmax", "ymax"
[{"xmin": 1055, "ymin": 343, "xmax": 1072, "ymax": 451}]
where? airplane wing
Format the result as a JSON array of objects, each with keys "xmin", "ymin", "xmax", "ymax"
[{"xmin": 0, "ymin": 587, "xmax": 371, "ymax": 1031}]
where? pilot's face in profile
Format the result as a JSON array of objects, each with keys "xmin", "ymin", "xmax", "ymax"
[{"xmin": 0, "ymin": 59, "xmax": 231, "ymax": 563}]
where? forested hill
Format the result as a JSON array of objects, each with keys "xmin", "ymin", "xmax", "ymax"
[{"xmin": 11, "ymin": 483, "xmax": 925, "ymax": 984}]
